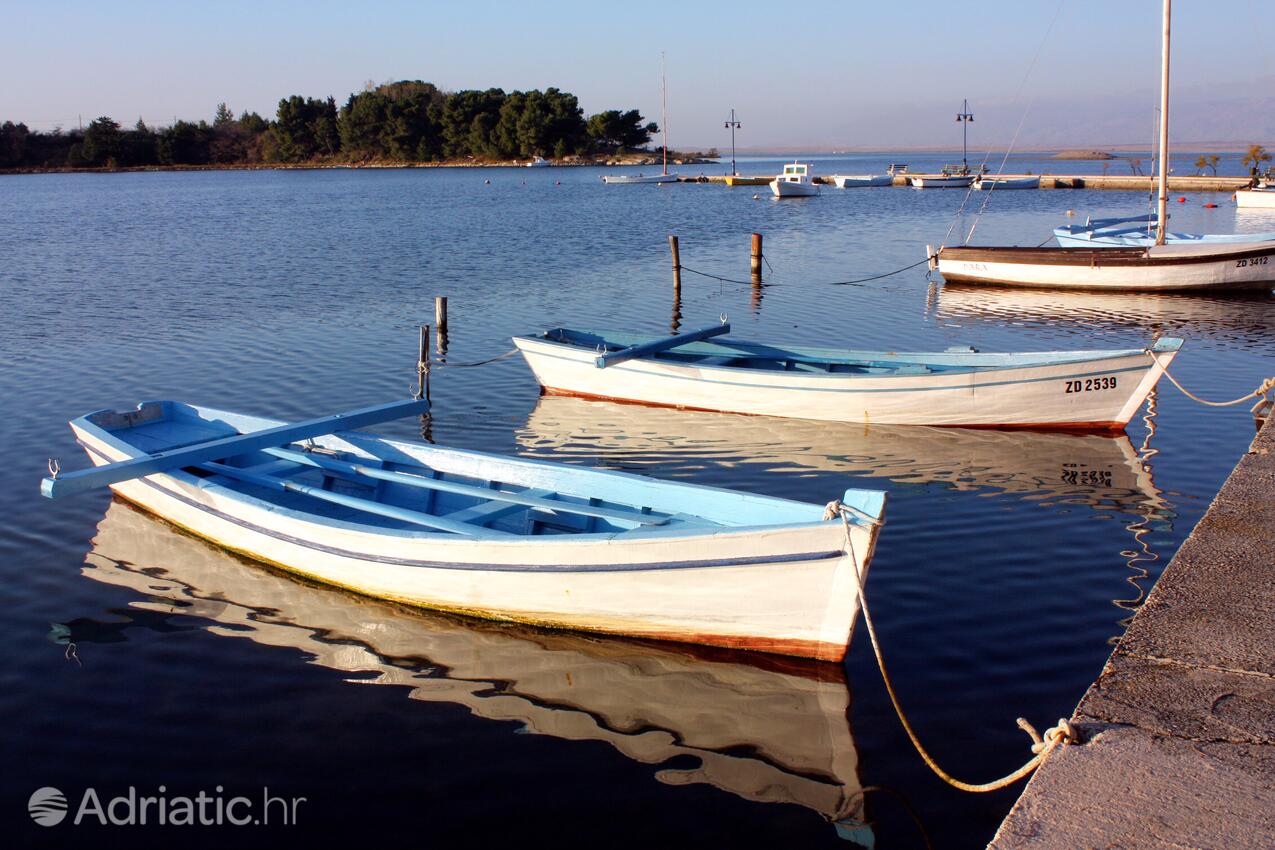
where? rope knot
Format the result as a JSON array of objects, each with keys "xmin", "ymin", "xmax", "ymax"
[
  {"xmin": 1017, "ymin": 717, "xmax": 1078, "ymax": 756},
  {"xmin": 822, "ymin": 499, "xmax": 843, "ymax": 521}
]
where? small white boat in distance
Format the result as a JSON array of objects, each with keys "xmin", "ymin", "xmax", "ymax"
[
  {"xmin": 771, "ymin": 162, "xmax": 819, "ymax": 197},
  {"xmin": 512, "ymin": 324, "xmax": 1183, "ymax": 430},
  {"xmin": 602, "ymin": 172, "xmax": 679, "ymax": 184},
  {"xmin": 526, "ymin": 156, "xmax": 550, "ymax": 167},
  {"xmin": 973, "ymin": 176, "xmax": 1040, "ymax": 190},
  {"xmin": 1236, "ymin": 186, "xmax": 1275, "ymax": 209},
  {"xmin": 831, "ymin": 174, "xmax": 893, "ymax": 188},
  {"xmin": 43, "ymin": 399, "xmax": 885, "ymax": 662},
  {"xmin": 911, "ymin": 174, "xmax": 975, "ymax": 188}
]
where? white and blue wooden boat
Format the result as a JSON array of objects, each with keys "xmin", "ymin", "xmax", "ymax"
[
  {"xmin": 42, "ymin": 398, "xmax": 885, "ymax": 662},
  {"xmin": 512, "ymin": 323, "xmax": 1183, "ymax": 430},
  {"xmin": 1054, "ymin": 214, "xmax": 1275, "ymax": 248}
]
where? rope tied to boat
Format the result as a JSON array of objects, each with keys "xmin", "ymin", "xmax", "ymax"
[
  {"xmin": 825, "ymin": 499, "xmax": 1079, "ymax": 793},
  {"xmin": 1149, "ymin": 353, "xmax": 1275, "ymax": 409},
  {"xmin": 441, "ymin": 348, "xmax": 521, "ymax": 368},
  {"xmin": 679, "ymin": 256, "xmax": 935, "ymax": 288}
]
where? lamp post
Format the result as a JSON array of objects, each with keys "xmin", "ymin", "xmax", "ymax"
[
  {"xmin": 724, "ymin": 109, "xmax": 741, "ymax": 176},
  {"xmin": 956, "ymin": 99, "xmax": 974, "ymax": 174}
]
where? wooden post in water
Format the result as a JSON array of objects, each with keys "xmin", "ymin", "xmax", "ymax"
[
  {"xmin": 668, "ymin": 235, "xmax": 682, "ymax": 290},
  {"xmin": 416, "ymin": 324, "xmax": 431, "ymax": 402},
  {"xmin": 750, "ymin": 232, "xmax": 763, "ymax": 280},
  {"xmin": 434, "ymin": 296, "xmax": 448, "ymax": 355}
]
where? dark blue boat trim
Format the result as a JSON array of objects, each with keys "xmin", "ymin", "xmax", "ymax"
[{"xmin": 82, "ymin": 444, "xmax": 844, "ymax": 573}]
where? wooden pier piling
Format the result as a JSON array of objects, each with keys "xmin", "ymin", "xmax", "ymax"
[
  {"xmin": 750, "ymin": 232, "xmax": 763, "ymax": 280},
  {"xmin": 434, "ymin": 296, "xmax": 448, "ymax": 355},
  {"xmin": 669, "ymin": 235, "xmax": 682, "ymax": 291},
  {"xmin": 415, "ymin": 324, "xmax": 431, "ymax": 402}
]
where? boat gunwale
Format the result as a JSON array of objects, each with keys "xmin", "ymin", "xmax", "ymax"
[
  {"xmin": 517, "ymin": 328, "xmax": 1182, "ymax": 374},
  {"xmin": 940, "ymin": 242, "xmax": 1275, "ymax": 267}
]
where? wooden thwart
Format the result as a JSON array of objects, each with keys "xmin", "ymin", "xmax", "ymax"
[
  {"xmin": 262, "ymin": 446, "xmax": 674, "ymax": 527},
  {"xmin": 595, "ymin": 323, "xmax": 730, "ymax": 369},
  {"xmin": 41, "ymin": 399, "xmax": 431, "ymax": 500}
]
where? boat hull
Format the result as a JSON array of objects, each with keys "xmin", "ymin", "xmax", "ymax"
[
  {"xmin": 1236, "ymin": 189, "xmax": 1275, "ymax": 209},
  {"xmin": 603, "ymin": 174, "xmax": 679, "ymax": 184},
  {"xmin": 514, "ymin": 335, "xmax": 1178, "ymax": 429},
  {"xmin": 71, "ymin": 416, "xmax": 878, "ymax": 662},
  {"xmin": 724, "ymin": 175, "xmax": 773, "ymax": 186},
  {"xmin": 911, "ymin": 175, "xmax": 974, "ymax": 188},
  {"xmin": 938, "ymin": 243, "xmax": 1275, "ymax": 291},
  {"xmin": 974, "ymin": 177, "xmax": 1039, "ymax": 190},
  {"xmin": 771, "ymin": 180, "xmax": 818, "ymax": 197},
  {"xmin": 831, "ymin": 175, "xmax": 893, "ymax": 188}
]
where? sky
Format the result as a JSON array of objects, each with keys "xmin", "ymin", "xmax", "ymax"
[{"xmin": 4, "ymin": 0, "xmax": 1273, "ymax": 149}]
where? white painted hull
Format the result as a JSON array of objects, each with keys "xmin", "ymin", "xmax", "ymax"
[
  {"xmin": 514, "ymin": 336, "xmax": 1178, "ymax": 429},
  {"xmin": 831, "ymin": 174, "xmax": 893, "ymax": 188},
  {"xmin": 603, "ymin": 173, "xmax": 679, "ymax": 184},
  {"xmin": 911, "ymin": 175, "xmax": 974, "ymax": 188},
  {"xmin": 938, "ymin": 242, "xmax": 1275, "ymax": 291},
  {"xmin": 973, "ymin": 177, "xmax": 1040, "ymax": 190},
  {"xmin": 771, "ymin": 179, "xmax": 818, "ymax": 197},
  {"xmin": 1236, "ymin": 189, "xmax": 1275, "ymax": 209},
  {"xmin": 73, "ymin": 424, "xmax": 878, "ymax": 661},
  {"xmin": 85, "ymin": 499, "xmax": 866, "ymax": 826}
]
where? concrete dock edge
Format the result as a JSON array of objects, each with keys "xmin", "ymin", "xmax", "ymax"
[{"xmin": 988, "ymin": 415, "xmax": 1275, "ymax": 849}]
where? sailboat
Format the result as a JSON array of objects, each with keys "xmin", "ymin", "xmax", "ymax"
[
  {"xmin": 935, "ymin": 0, "xmax": 1275, "ymax": 292},
  {"xmin": 603, "ymin": 54, "xmax": 679, "ymax": 185}
]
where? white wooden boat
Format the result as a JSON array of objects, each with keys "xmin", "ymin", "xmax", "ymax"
[
  {"xmin": 603, "ymin": 53, "xmax": 679, "ymax": 186},
  {"xmin": 973, "ymin": 176, "xmax": 1039, "ymax": 190},
  {"xmin": 910, "ymin": 174, "xmax": 974, "ymax": 188},
  {"xmin": 937, "ymin": 241, "xmax": 1275, "ymax": 291},
  {"xmin": 938, "ymin": 0, "xmax": 1275, "ymax": 290},
  {"xmin": 42, "ymin": 398, "xmax": 885, "ymax": 662},
  {"xmin": 1236, "ymin": 187, "xmax": 1275, "ymax": 209},
  {"xmin": 82, "ymin": 499, "xmax": 868, "ymax": 837},
  {"xmin": 512, "ymin": 323, "xmax": 1182, "ymax": 430},
  {"xmin": 602, "ymin": 173, "xmax": 679, "ymax": 184},
  {"xmin": 519, "ymin": 396, "xmax": 1166, "ymax": 514},
  {"xmin": 771, "ymin": 162, "xmax": 819, "ymax": 197},
  {"xmin": 830, "ymin": 174, "xmax": 893, "ymax": 188}
]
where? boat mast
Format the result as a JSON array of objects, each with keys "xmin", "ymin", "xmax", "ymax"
[
  {"xmin": 1155, "ymin": 0, "xmax": 1171, "ymax": 246},
  {"xmin": 661, "ymin": 52, "xmax": 669, "ymax": 176}
]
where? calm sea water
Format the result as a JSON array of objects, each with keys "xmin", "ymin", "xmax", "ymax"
[{"xmin": 4, "ymin": 158, "xmax": 1275, "ymax": 848}]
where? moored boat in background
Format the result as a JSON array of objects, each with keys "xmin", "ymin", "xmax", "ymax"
[
  {"xmin": 1235, "ymin": 186, "xmax": 1275, "ymax": 209},
  {"xmin": 973, "ymin": 176, "xmax": 1040, "ymax": 190},
  {"xmin": 831, "ymin": 174, "xmax": 893, "ymax": 188},
  {"xmin": 512, "ymin": 324, "xmax": 1182, "ymax": 430},
  {"xmin": 771, "ymin": 162, "xmax": 819, "ymax": 197}
]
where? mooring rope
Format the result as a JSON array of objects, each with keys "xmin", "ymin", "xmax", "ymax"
[
  {"xmin": 824, "ymin": 500, "xmax": 1078, "ymax": 793},
  {"xmin": 439, "ymin": 348, "xmax": 521, "ymax": 368},
  {"xmin": 1152, "ymin": 357, "xmax": 1275, "ymax": 408},
  {"xmin": 679, "ymin": 256, "xmax": 935, "ymax": 288}
]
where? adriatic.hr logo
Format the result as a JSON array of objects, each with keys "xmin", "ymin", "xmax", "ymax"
[
  {"xmin": 28, "ymin": 787, "xmax": 68, "ymax": 826},
  {"xmin": 27, "ymin": 785, "xmax": 305, "ymax": 827}
]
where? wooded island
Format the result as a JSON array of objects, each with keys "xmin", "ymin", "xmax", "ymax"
[{"xmin": 0, "ymin": 80, "xmax": 679, "ymax": 170}]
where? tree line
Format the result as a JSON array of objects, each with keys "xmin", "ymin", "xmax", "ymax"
[{"xmin": 0, "ymin": 81, "xmax": 659, "ymax": 169}]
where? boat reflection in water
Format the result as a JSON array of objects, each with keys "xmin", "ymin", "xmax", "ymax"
[
  {"xmin": 517, "ymin": 396, "xmax": 1165, "ymax": 514},
  {"xmin": 78, "ymin": 501, "xmax": 873, "ymax": 844},
  {"xmin": 934, "ymin": 284, "xmax": 1275, "ymax": 345}
]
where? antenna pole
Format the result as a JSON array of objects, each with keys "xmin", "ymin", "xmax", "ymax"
[
  {"xmin": 1155, "ymin": 0, "xmax": 1171, "ymax": 246},
  {"xmin": 661, "ymin": 52, "xmax": 668, "ymax": 176}
]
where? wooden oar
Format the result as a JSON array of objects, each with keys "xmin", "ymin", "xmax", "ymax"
[
  {"xmin": 594, "ymin": 323, "xmax": 730, "ymax": 369},
  {"xmin": 41, "ymin": 399, "xmax": 430, "ymax": 500}
]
